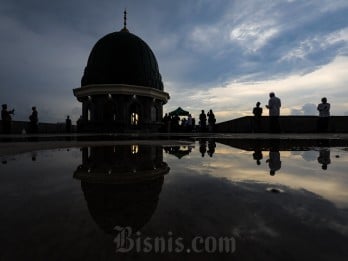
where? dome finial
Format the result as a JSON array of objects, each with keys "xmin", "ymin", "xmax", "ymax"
[{"xmin": 121, "ymin": 9, "xmax": 129, "ymax": 32}]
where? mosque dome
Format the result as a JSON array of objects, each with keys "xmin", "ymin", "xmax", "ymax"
[{"xmin": 81, "ymin": 28, "xmax": 164, "ymax": 90}]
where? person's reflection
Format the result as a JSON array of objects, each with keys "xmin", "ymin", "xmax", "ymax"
[
  {"xmin": 266, "ymin": 141, "xmax": 281, "ymax": 176},
  {"xmin": 207, "ymin": 139, "xmax": 216, "ymax": 157},
  {"xmin": 31, "ymin": 151, "xmax": 37, "ymax": 161},
  {"xmin": 199, "ymin": 139, "xmax": 207, "ymax": 157},
  {"xmin": 74, "ymin": 145, "xmax": 170, "ymax": 234},
  {"xmin": 253, "ymin": 149, "xmax": 263, "ymax": 165},
  {"xmin": 317, "ymin": 148, "xmax": 331, "ymax": 170},
  {"xmin": 1, "ymin": 156, "xmax": 7, "ymax": 164}
]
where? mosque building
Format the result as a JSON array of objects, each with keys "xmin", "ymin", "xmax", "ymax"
[{"xmin": 73, "ymin": 11, "xmax": 170, "ymax": 132}]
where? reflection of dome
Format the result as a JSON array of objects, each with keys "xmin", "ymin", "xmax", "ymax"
[
  {"xmin": 81, "ymin": 177, "xmax": 164, "ymax": 234},
  {"xmin": 74, "ymin": 145, "xmax": 169, "ymax": 233},
  {"xmin": 73, "ymin": 145, "xmax": 170, "ymax": 183},
  {"xmin": 81, "ymin": 31, "xmax": 163, "ymax": 90}
]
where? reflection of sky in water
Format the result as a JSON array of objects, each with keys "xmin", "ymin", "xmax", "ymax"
[
  {"xmin": 163, "ymin": 142, "xmax": 348, "ymax": 208},
  {"xmin": 0, "ymin": 143, "xmax": 348, "ymax": 260}
]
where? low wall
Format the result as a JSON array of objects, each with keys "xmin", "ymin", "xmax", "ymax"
[
  {"xmin": 215, "ymin": 116, "xmax": 348, "ymax": 133},
  {"xmin": 0, "ymin": 121, "xmax": 75, "ymax": 134}
]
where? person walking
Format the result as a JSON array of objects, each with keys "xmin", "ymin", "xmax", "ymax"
[
  {"xmin": 317, "ymin": 97, "xmax": 330, "ymax": 132},
  {"xmin": 265, "ymin": 92, "xmax": 281, "ymax": 133}
]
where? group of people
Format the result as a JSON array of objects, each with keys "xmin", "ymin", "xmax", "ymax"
[
  {"xmin": 1, "ymin": 103, "xmax": 72, "ymax": 134},
  {"xmin": 253, "ymin": 92, "xmax": 331, "ymax": 133},
  {"xmin": 199, "ymin": 109, "xmax": 216, "ymax": 132},
  {"xmin": 162, "ymin": 109, "xmax": 216, "ymax": 132},
  {"xmin": 162, "ymin": 113, "xmax": 195, "ymax": 132},
  {"xmin": 1, "ymin": 104, "xmax": 38, "ymax": 134}
]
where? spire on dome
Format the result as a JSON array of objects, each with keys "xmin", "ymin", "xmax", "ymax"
[{"xmin": 121, "ymin": 9, "xmax": 129, "ymax": 32}]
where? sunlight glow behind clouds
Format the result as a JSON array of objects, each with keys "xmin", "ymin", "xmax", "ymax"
[{"xmin": 165, "ymin": 56, "xmax": 348, "ymax": 122}]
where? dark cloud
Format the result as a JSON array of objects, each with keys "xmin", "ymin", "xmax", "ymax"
[{"xmin": 1, "ymin": 0, "xmax": 348, "ymax": 121}]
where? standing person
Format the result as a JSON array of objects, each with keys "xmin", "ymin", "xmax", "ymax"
[
  {"xmin": 29, "ymin": 106, "xmax": 38, "ymax": 133},
  {"xmin": 317, "ymin": 97, "xmax": 330, "ymax": 132},
  {"xmin": 173, "ymin": 114, "xmax": 180, "ymax": 132},
  {"xmin": 65, "ymin": 116, "xmax": 72, "ymax": 133},
  {"xmin": 1, "ymin": 104, "xmax": 15, "ymax": 134},
  {"xmin": 162, "ymin": 113, "xmax": 170, "ymax": 133},
  {"xmin": 186, "ymin": 114, "xmax": 193, "ymax": 132},
  {"xmin": 207, "ymin": 109, "xmax": 216, "ymax": 132},
  {"xmin": 199, "ymin": 110, "xmax": 207, "ymax": 131},
  {"xmin": 252, "ymin": 102, "xmax": 263, "ymax": 132},
  {"xmin": 265, "ymin": 92, "xmax": 281, "ymax": 133}
]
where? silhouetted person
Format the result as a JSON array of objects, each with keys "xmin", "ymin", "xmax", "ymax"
[
  {"xmin": 317, "ymin": 148, "xmax": 331, "ymax": 170},
  {"xmin": 253, "ymin": 149, "xmax": 263, "ymax": 165},
  {"xmin": 65, "ymin": 115, "xmax": 72, "ymax": 133},
  {"xmin": 186, "ymin": 114, "xmax": 193, "ymax": 132},
  {"xmin": 172, "ymin": 114, "xmax": 180, "ymax": 132},
  {"xmin": 266, "ymin": 92, "xmax": 281, "ymax": 133},
  {"xmin": 29, "ymin": 106, "xmax": 38, "ymax": 133},
  {"xmin": 181, "ymin": 117, "xmax": 187, "ymax": 129},
  {"xmin": 252, "ymin": 102, "xmax": 263, "ymax": 132},
  {"xmin": 162, "ymin": 113, "xmax": 170, "ymax": 132},
  {"xmin": 199, "ymin": 110, "xmax": 207, "ymax": 131},
  {"xmin": 317, "ymin": 97, "xmax": 330, "ymax": 132},
  {"xmin": 207, "ymin": 109, "xmax": 216, "ymax": 132},
  {"xmin": 1, "ymin": 104, "xmax": 15, "ymax": 134}
]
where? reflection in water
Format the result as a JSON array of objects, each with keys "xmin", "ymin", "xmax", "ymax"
[
  {"xmin": 74, "ymin": 145, "xmax": 170, "ymax": 234},
  {"xmin": 31, "ymin": 151, "xmax": 37, "ymax": 161},
  {"xmin": 266, "ymin": 141, "xmax": 281, "ymax": 176},
  {"xmin": 80, "ymin": 178, "xmax": 164, "ymax": 234},
  {"xmin": 207, "ymin": 139, "xmax": 216, "ymax": 157},
  {"xmin": 198, "ymin": 138, "xmax": 216, "ymax": 158},
  {"xmin": 163, "ymin": 145, "xmax": 193, "ymax": 159},
  {"xmin": 1, "ymin": 142, "xmax": 348, "ymax": 259},
  {"xmin": 318, "ymin": 148, "xmax": 331, "ymax": 170},
  {"xmin": 74, "ymin": 145, "xmax": 169, "ymax": 183},
  {"xmin": 199, "ymin": 139, "xmax": 207, "ymax": 157},
  {"xmin": 253, "ymin": 150, "xmax": 263, "ymax": 165},
  {"xmin": 216, "ymin": 139, "xmax": 343, "ymax": 174}
]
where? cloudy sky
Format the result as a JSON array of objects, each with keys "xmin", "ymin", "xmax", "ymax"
[{"xmin": 1, "ymin": 0, "xmax": 348, "ymax": 123}]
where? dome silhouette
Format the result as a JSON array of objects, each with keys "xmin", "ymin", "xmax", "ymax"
[
  {"xmin": 81, "ymin": 30, "xmax": 163, "ymax": 90},
  {"xmin": 73, "ymin": 11, "xmax": 169, "ymax": 132}
]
